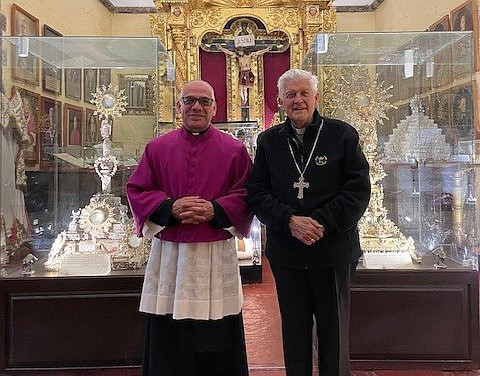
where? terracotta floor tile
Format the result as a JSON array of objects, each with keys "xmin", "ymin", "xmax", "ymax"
[
  {"xmin": 243, "ymin": 260, "xmax": 284, "ymax": 368},
  {"xmin": 250, "ymin": 370, "xmax": 286, "ymax": 376}
]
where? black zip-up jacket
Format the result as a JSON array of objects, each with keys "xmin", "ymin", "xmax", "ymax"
[{"xmin": 247, "ymin": 110, "xmax": 371, "ymax": 268}]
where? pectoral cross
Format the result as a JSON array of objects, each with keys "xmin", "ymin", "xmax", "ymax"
[{"xmin": 293, "ymin": 176, "xmax": 309, "ymax": 199}]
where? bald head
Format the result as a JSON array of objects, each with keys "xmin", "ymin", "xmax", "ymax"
[
  {"xmin": 177, "ymin": 79, "xmax": 217, "ymax": 133},
  {"xmin": 180, "ymin": 80, "xmax": 216, "ymax": 101}
]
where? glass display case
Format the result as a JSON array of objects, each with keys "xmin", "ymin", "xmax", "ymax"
[
  {"xmin": 0, "ymin": 36, "xmax": 261, "ymax": 279},
  {"xmin": 0, "ymin": 37, "xmax": 169, "ymax": 276},
  {"xmin": 302, "ymin": 31, "xmax": 478, "ymax": 270}
]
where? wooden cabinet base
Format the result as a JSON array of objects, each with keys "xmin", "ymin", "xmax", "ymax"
[
  {"xmin": 349, "ymin": 264, "xmax": 480, "ymax": 370},
  {"xmin": 0, "ymin": 259, "xmax": 478, "ymax": 371}
]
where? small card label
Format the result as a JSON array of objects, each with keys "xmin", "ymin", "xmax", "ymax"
[
  {"xmin": 60, "ymin": 253, "xmax": 111, "ymax": 276},
  {"xmin": 363, "ymin": 251, "xmax": 413, "ymax": 269}
]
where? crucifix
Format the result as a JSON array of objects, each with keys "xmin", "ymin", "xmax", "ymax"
[
  {"xmin": 218, "ymin": 45, "xmax": 270, "ymax": 108},
  {"xmin": 200, "ymin": 18, "xmax": 289, "ymax": 121},
  {"xmin": 293, "ymin": 176, "xmax": 309, "ymax": 199}
]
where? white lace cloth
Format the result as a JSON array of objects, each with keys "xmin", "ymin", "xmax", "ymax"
[{"xmin": 140, "ymin": 236, "xmax": 243, "ymax": 320}]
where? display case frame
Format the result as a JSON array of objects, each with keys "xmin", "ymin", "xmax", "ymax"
[
  {"xmin": 304, "ymin": 31, "xmax": 480, "ymax": 369},
  {"xmin": 303, "ymin": 31, "xmax": 478, "ymax": 271}
]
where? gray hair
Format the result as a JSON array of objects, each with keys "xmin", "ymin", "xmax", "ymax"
[{"xmin": 277, "ymin": 69, "xmax": 319, "ymax": 99}]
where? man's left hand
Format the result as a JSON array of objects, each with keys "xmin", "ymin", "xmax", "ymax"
[{"xmin": 179, "ymin": 200, "xmax": 214, "ymax": 224}]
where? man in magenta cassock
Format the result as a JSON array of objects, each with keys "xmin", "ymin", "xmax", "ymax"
[{"xmin": 127, "ymin": 80, "xmax": 253, "ymax": 376}]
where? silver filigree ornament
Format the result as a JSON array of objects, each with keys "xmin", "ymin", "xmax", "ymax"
[
  {"xmin": 384, "ymin": 95, "xmax": 450, "ymax": 164},
  {"xmin": 90, "ymin": 84, "xmax": 128, "ymax": 120},
  {"xmin": 89, "ymin": 84, "xmax": 127, "ymax": 194},
  {"xmin": 79, "ymin": 199, "xmax": 116, "ymax": 238}
]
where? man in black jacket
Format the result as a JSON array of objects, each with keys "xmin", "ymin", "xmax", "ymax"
[{"xmin": 247, "ymin": 69, "xmax": 371, "ymax": 376}]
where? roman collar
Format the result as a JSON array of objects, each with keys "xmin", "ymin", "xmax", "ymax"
[
  {"xmin": 181, "ymin": 124, "xmax": 215, "ymax": 142},
  {"xmin": 279, "ymin": 109, "xmax": 323, "ymax": 140}
]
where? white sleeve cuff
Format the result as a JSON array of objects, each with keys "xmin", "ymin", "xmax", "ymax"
[
  {"xmin": 142, "ymin": 220, "xmax": 165, "ymax": 239},
  {"xmin": 225, "ymin": 226, "xmax": 243, "ymax": 240}
]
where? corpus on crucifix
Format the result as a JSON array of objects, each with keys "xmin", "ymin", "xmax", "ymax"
[{"xmin": 218, "ymin": 44, "xmax": 270, "ymax": 106}]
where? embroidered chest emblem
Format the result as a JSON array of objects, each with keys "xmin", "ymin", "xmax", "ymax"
[{"xmin": 315, "ymin": 155, "xmax": 327, "ymax": 166}]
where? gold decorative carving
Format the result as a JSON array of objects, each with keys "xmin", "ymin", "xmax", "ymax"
[
  {"xmin": 190, "ymin": 9, "xmax": 207, "ymax": 28},
  {"xmin": 266, "ymin": 8, "xmax": 300, "ymax": 29},
  {"xmin": 196, "ymin": 0, "xmax": 292, "ymax": 7},
  {"xmin": 322, "ymin": 8, "xmax": 337, "ymax": 32},
  {"xmin": 152, "ymin": 0, "xmax": 335, "ymax": 126},
  {"xmin": 333, "ymin": 67, "xmax": 418, "ymax": 261}
]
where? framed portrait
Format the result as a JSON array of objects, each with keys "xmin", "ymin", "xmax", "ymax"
[
  {"xmin": 451, "ymin": 0, "xmax": 474, "ymax": 31},
  {"xmin": 396, "ymin": 65, "xmax": 415, "ymax": 101},
  {"xmin": 118, "ymin": 73, "xmax": 154, "ymax": 115},
  {"xmin": 170, "ymin": 5, "xmax": 185, "ymax": 22},
  {"xmin": 64, "ymin": 103, "xmax": 83, "ymax": 146},
  {"xmin": 42, "ymin": 25, "xmax": 63, "ymax": 94},
  {"xmin": 65, "ymin": 68, "xmax": 82, "ymax": 100},
  {"xmin": 11, "ymin": 4, "xmax": 40, "ymax": 85},
  {"xmin": 39, "ymin": 97, "xmax": 62, "ymax": 169},
  {"xmin": 85, "ymin": 108, "xmax": 101, "ymax": 145},
  {"xmin": 84, "ymin": 69, "xmax": 98, "ymax": 103},
  {"xmin": 306, "ymin": 5, "xmax": 319, "ymax": 22},
  {"xmin": 12, "ymin": 86, "xmax": 41, "ymax": 165},
  {"xmin": 432, "ymin": 47, "xmax": 452, "ymax": 89},
  {"xmin": 450, "ymin": 0, "xmax": 476, "ymax": 77},
  {"xmin": 428, "ymin": 15, "xmax": 451, "ymax": 31},
  {"xmin": 451, "ymin": 84, "xmax": 474, "ymax": 142},
  {"xmin": 98, "ymin": 68, "xmax": 111, "ymax": 88},
  {"xmin": 432, "ymin": 89, "xmax": 452, "ymax": 144}
]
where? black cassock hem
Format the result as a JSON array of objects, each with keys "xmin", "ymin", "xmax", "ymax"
[{"xmin": 142, "ymin": 312, "xmax": 249, "ymax": 376}]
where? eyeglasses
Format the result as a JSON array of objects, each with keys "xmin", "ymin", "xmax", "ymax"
[{"xmin": 181, "ymin": 96, "xmax": 215, "ymax": 107}]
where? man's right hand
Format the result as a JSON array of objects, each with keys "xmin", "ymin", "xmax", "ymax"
[
  {"xmin": 172, "ymin": 196, "xmax": 214, "ymax": 224},
  {"xmin": 288, "ymin": 215, "xmax": 324, "ymax": 246}
]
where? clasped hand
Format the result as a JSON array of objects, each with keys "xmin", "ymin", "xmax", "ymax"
[
  {"xmin": 172, "ymin": 196, "xmax": 214, "ymax": 225},
  {"xmin": 289, "ymin": 215, "xmax": 324, "ymax": 245}
]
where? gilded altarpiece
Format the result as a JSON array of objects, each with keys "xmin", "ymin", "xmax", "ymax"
[{"xmin": 151, "ymin": 0, "xmax": 336, "ymax": 126}]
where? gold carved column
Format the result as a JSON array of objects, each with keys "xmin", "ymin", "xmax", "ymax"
[{"xmin": 151, "ymin": 0, "xmax": 335, "ymax": 125}]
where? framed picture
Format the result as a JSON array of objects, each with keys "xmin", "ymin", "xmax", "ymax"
[
  {"xmin": 118, "ymin": 73, "xmax": 154, "ymax": 115},
  {"xmin": 428, "ymin": 15, "xmax": 451, "ymax": 31},
  {"xmin": 65, "ymin": 68, "xmax": 82, "ymax": 100},
  {"xmin": 396, "ymin": 65, "xmax": 415, "ymax": 101},
  {"xmin": 98, "ymin": 68, "xmax": 111, "ymax": 88},
  {"xmin": 451, "ymin": 84, "xmax": 474, "ymax": 142},
  {"xmin": 39, "ymin": 97, "xmax": 62, "ymax": 169},
  {"xmin": 85, "ymin": 108, "xmax": 101, "ymax": 145},
  {"xmin": 450, "ymin": 0, "xmax": 476, "ymax": 77},
  {"xmin": 64, "ymin": 103, "xmax": 83, "ymax": 146},
  {"xmin": 11, "ymin": 4, "xmax": 40, "ymax": 85},
  {"xmin": 451, "ymin": 0, "xmax": 474, "ymax": 31},
  {"xmin": 306, "ymin": 5, "xmax": 319, "ymax": 23},
  {"xmin": 42, "ymin": 25, "xmax": 62, "ymax": 94},
  {"xmin": 432, "ymin": 89, "xmax": 452, "ymax": 144},
  {"xmin": 12, "ymin": 86, "xmax": 41, "ymax": 165},
  {"xmin": 432, "ymin": 46, "xmax": 452, "ymax": 89},
  {"xmin": 84, "ymin": 69, "xmax": 97, "ymax": 103}
]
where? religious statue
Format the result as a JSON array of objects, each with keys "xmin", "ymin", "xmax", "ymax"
[{"xmin": 219, "ymin": 45, "xmax": 270, "ymax": 105}]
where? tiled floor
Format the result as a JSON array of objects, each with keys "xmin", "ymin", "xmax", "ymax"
[{"xmin": 2, "ymin": 259, "xmax": 479, "ymax": 376}]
